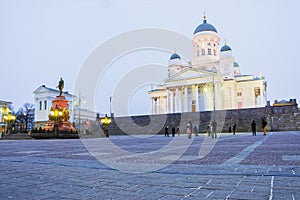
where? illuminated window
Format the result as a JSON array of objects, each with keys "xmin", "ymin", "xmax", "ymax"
[
  {"xmin": 202, "ymin": 49, "xmax": 205, "ymax": 55},
  {"xmin": 208, "ymin": 48, "xmax": 211, "ymax": 55},
  {"xmin": 238, "ymin": 102, "xmax": 243, "ymax": 109}
]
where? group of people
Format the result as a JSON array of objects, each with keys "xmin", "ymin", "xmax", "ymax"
[
  {"xmin": 251, "ymin": 118, "xmax": 268, "ymax": 136},
  {"xmin": 227, "ymin": 123, "xmax": 237, "ymax": 135},
  {"xmin": 164, "ymin": 125, "xmax": 179, "ymax": 137},
  {"xmin": 164, "ymin": 118, "xmax": 268, "ymax": 138},
  {"xmin": 207, "ymin": 120, "xmax": 218, "ymax": 138}
]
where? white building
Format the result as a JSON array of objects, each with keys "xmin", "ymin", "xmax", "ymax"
[
  {"xmin": 33, "ymin": 85, "xmax": 76, "ymax": 128},
  {"xmin": 33, "ymin": 85, "xmax": 98, "ymax": 129},
  {"xmin": 149, "ymin": 14, "xmax": 266, "ymax": 114}
]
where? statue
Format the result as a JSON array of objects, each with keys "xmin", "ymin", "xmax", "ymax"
[{"xmin": 57, "ymin": 78, "xmax": 64, "ymax": 96}]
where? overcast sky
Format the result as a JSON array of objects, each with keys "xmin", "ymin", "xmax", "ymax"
[{"xmin": 1, "ymin": 0, "xmax": 299, "ymax": 116}]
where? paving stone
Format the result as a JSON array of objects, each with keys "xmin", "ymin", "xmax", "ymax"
[{"xmin": 0, "ymin": 131, "xmax": 299, "ymax": 199}]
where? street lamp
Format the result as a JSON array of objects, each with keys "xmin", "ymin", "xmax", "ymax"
[
  {"xmin": 50, "ymin": 108, "xmax": 63, "ymax": 134},
  {"xmin": 3, "ymin": 113, "xmax": 16, "ymax": 134},
  {"xmin": 74, "ymin": 92, "xmax": 85, "ymax": 134},
  {"xmin": 100, "ymin": 114, "xmax": 112, "ymax": 137}
]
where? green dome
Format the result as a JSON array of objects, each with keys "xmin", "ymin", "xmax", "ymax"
[{"xmin": 234, "ymin": 62, "xmax": 239, "ymax": 67}]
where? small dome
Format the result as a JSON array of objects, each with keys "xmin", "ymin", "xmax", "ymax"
[
  {"xmin": 234, "ymin": 62, "xmax": 239, "ymax": 67},
  {"xmin": 170, "ymin": 53, "xmax": 181, "ymax": 60},
  {"xmin": 194, "ymin": 15, "xmax": 217, "ymax": 34},
  {"xmin": 220, "ymin": 44, "xmax": 232, "ymax": 52}
]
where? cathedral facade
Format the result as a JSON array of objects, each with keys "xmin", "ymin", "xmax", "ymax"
[{"xmin": 149, "ymin": 15, "xmax": 267, "ymax": 114}]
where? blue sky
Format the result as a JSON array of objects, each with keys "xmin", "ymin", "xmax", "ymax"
[{"xmin": 1, "ymin": 0, "xmax": 299, "ymax": 115}]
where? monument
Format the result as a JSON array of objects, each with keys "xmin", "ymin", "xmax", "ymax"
[{"xmin": 30, "ymin": 78, "xmax": 78, "ymax": 139}]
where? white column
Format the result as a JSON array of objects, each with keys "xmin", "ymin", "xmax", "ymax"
[
  {"xmin": 175, "ymin": 87, "xmax": 179, "ymax": 113},
  {"xmin": 184, "ymin": 86, "xmax": 188, "ymax": 112},
  {"xmin": 167, "ymin": 88, "xmax": 170, "ymax": 113},
  {"xmin": 195, "ymin": 84, "xmax": 199, "ymax": 112},
  {"xmin": 151, "ymin": 98, "xmax": 154, "ymax": 114},
  {"xmin": 157, "ymin": 97, "xmax": 160, "ymax": 114},
  {"xmin": 260, "ymin": 86, "xmax": 265, "ymax": 107},
  {"xmin": 170, "ymin": 89, "xmax": 174, "ymax": 113}
]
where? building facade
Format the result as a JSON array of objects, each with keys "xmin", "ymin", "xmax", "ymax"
[
  {"xmin": 33, "ymin": 85, "xmax": 76, "ymax": 128},
  {"xmin": 33, "ymin": 85, "xmax": 98, "ymax": 129},
  {"xmin": 149, "ymin": 14, "xmax": 266, "ymax": 114},
  {"xmin": 0, "ymin": 100, "xmax": 13, "ymax": 134}
]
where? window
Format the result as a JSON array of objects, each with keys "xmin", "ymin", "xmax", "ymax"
[
  {"xmin": 44, "ymin": 100, "xmax": 47, "ymax": 110},
  {"xmin": 39, "ymin": 101, "xmax": 42, "ymax": 110},
  {"xmin": 208, "ymin": 48, "xmax": 211, "ymax": 55},
  {"xmin": 213, "ymin": 49, "xmax": 216, "ymax": 56},
  {"xmin": 237, "ymin": 92, "xmax": 242, "ymax": 96},
  {"xmin": 238, "ymin": 102, "xmax": 243, "ymax": 109},
  {"xmin": 208, "ymin": 43, "xmax": 211, "ymax": 46},
  {"xmin": 201, "ymin": 49, "xmax": 205, "ymax": 55},
  {"xmin": 197, "ymin": 50, "xmax": 199, "ymax": 57}
]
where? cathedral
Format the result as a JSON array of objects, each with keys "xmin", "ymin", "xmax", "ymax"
[{"xmin": 149, "ymin": 14, "xmax": 267, "ymax": 114}]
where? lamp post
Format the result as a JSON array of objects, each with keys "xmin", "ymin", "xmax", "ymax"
[
  {"xmin": 3, "ymin": 113, "xmax": 16, "ymax": 134},
  {"xmin": 100, "ymin": 114, "xmax": 112, "ymax": 137},
  {"xmin": 75, "ymin": 92, "xmax": 85, "ymax": 134},
  {"xmin": 1, "ymin": 106, "xmax": 15, "ymax": 134},
  {"xmin": 50, "ymin": 108, "xmax": 62, "ymax": 134}
]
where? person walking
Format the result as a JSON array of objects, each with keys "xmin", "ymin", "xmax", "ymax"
[
  {"xmin": 207, "ymin": 124, "xmax": 211, "ymax": 137},
  {"xmin": 176, "ymin": 127, "xmax": 180, "ymax": 136},
  {"xmin": 262, "ymin": 119, "xmax": 268, "ymax": 136},
  {"xmin": 251, "ymin": 120, "xmax": 256, "ymax": 136},
  {"xmin": 172, "ymin": 126, "xmax": 175, "ymax": 137},
  {"xmin": 232, "ymin": 123, "xmax": 236, "ymax": 135},
  {"xmin": 187, "ymin": 124, "xmax": 192, "ymax": 139},
  {"xmin": 212, "ymin": 120, "xmax": 217, "ymax": 139},
  {"xmin": 164, "ymin": 125, "xmax": 169, "ymax": 137}
]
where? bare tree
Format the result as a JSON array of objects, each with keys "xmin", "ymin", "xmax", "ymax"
[{"xmin": 17, "ymin": 103, "xmax": 34, "ymax": 132}]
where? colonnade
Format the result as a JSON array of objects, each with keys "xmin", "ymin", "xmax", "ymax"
[{"xmin": 151, "ymin": 83, "xmax": 224, "ymax": 114}]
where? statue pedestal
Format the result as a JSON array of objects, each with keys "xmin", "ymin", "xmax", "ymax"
[{"xmin": 44, "ymin": 95, "xmax": 76, "ymax": 133}]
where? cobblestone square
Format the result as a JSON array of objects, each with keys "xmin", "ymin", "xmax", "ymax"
[{"xmin": 0, "ymin": 131, "xmax": 299, "ymax": 199}]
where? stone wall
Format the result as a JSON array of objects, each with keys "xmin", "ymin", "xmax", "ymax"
[{"xmin": 106, "ymin": 100, "xmax": 300, "ymax": 135}]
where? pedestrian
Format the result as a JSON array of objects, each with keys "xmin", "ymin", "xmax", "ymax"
[
  {"xmin": 207, "ymin": 124, "xmax": 211, "ymax": 137},
  {"xmin": 251, "ymin": 120, "xmax": 256, "ymax": 136},
  {"xmin": 176, "ymin": 127, "xmax": 180, "ymax": 136},
  {"xmin": 164, "ymin": 125, "xmax": 169, "ymax": 137},
  {"xmin": 262, "ymin": 119, "xmax": 268, "ymax": 136},
  {"xmin": 187, "ymin": 124, "xmax": 192, "ymax": 139},
  {"xmin": 172, "ymin": 126, "xmax": 175, "ymax": 137},
  {"xmin": 212, "ymin": 120, "xmax": 217, "ymax": 139},
  {"xmin": 189, "ymin": 121, "xmax": 193, "ymax": 136},
  {"xmin": 232, "ymin": 123, "xmax": 236, "ymax": 135}
]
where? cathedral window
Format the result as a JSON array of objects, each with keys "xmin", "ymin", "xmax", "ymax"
[
  {"xmin": 208, "ymin": 43, "xmax": 211, "ymax": 46},
  {"xmin": 201, "ymin": 49, "xmax": 205, "ymax": 55},
  {"xmin": 213, "ymin": 49, "xmax": 216, "ymax": 56},
  {"xmin": 208, "ymin": 48, "xmax": 212, "ymax": 55},
  {"xmin": 44, "ymin": 100, "xmax": 47, "ymax": 110},
  {"xmin": 237, "ymin": 92, "xmax": 242, "ymax": 96},
  {"xmin": 238, "ymin": 102, "xmax": 243, "ymax": 109},
  {"xmin": 39, "ymin": 101, "xmax": 42, "ymax": 110},
  {"xmin": 197, "ymin": 50, "xmax": 200, "ymax": 57}
]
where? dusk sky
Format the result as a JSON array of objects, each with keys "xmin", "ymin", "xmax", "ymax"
[{"xmin": 1, "ymin": 0, "xmax": 299, "ymax": 116}]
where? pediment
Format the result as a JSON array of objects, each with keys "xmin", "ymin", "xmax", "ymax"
[
  {"xmin": 33, "ymin": 85, "xmax": 50, "ymax": 94},
  {"xmin": 165, "ymin": 68, "xmax": 213, "ymax": 83}
]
